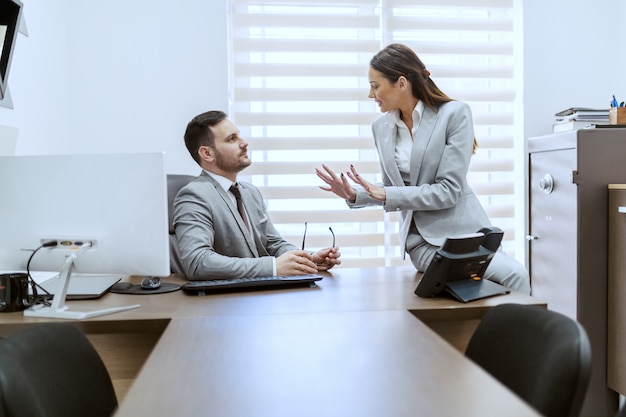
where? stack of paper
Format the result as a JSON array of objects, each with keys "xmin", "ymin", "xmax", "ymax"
[
  {"xmin": 555, "ymin": 107, "xmax": 609, "ymax": 121},
  {"xmin": 553, "ymin": 107, "xmax": 609, "ymax": 132}
]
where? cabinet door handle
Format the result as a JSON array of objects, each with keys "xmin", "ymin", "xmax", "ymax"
[
  {"xmin": 619, "ymin": 206, "xmax": 626, "ymax": 213},
  {"xmin": 525, "ymin": 235, "xmax": 538, "ymax": 241},
  {"xmin": 539, "ymin": 174, "xmax": 554, "ymax": 194}
]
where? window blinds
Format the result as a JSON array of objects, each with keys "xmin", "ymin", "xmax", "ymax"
[{"xmin": 229, "ymin": 0, "xmax": 520, "ymax": 268}]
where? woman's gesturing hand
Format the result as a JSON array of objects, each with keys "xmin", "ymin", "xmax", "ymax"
[
  {"xmin": 345, "ymin": 164, "xmax": 386, "ymax": 202},
  {"xmin": 315, "ymin": 164, "xmax": 357, "ymax": 202}
]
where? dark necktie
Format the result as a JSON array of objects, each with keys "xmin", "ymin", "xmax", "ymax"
[{"xmin": 229, "ymin": 183, "xmax": 251, "ymax": 233}]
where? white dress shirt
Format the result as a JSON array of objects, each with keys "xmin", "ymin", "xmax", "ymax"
[{"xmin": 386, "ymin": 100, "xmax": 424, "ymax": 183}]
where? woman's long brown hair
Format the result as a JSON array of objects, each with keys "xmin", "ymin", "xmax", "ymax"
[{"xmin": 370, "ymin": 43, "xmax": 478, "ymax": 154}]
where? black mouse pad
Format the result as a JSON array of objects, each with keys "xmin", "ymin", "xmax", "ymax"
[{"xmin": 109, "ymin": 282, "xmax": 181, "ymax": 295}]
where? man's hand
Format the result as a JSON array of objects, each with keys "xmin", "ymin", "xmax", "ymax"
[
  {"xmin": 312, "ymin": 247, "xmax": 341, "ymax": 271},
  {"xmin": 276, "ymin": 250, "xmax": 318, "ymax": 276}
]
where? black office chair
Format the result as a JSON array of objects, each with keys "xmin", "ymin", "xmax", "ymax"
[
  {"xmin": 167, "ymin": 174, "xmax": 195, "ymax": 276},
  {"xmin": 0, "ymin": 323, "xmax": 117, "ymax": 417},
  {"xmin": 465, "ymin": 303, "xmax": 591, "ymax": 417}
]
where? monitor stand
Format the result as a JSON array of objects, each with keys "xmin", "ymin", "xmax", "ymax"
[{"xmin": 23, "ymin": 244, "xmax": 140, "ymax": 320}]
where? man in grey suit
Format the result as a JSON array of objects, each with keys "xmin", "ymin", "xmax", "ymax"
[{"xmin": 173, "ymin": 110, "xmax": 341, "ymax": 280}]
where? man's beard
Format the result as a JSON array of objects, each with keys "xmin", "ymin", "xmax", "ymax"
[{"xmin": 214, "ymin": 150, "xmax": 251, "ymax": 174}]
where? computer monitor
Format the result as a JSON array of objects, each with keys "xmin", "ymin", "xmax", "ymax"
[
  {"xmin": 0, "ymin": 0, "xmax": 22, "ymax": 100},
  {"xmin": 0, "ymin": 152, "xmax": 171, "ymax": 318}
]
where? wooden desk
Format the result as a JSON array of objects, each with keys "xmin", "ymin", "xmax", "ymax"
[
  {"xmin": 115, "ymin": 310, "xmax": 541, "ymax": 417},
  {"xmin": 0, "ymin": 266, "xmax": 545, "ymax": 412}
]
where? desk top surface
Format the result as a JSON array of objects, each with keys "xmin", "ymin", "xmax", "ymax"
[
  {"xmin": 0, "ymin": 266, "xmax": 544, "ymax": 329},
  {"xmin": 115, "ymin": 310, "xmax": 541, "ymax": 417},
  {"xmin": 0, "ymin": 266, "xmax": 544, "ymax": 417}
]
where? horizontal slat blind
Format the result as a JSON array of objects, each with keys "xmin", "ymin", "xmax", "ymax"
[{"xmin": 229, "ymin": 0, "xmax": 520, "ymax": 268}]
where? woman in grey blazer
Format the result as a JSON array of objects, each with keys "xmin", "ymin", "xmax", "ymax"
[{"xmin": 316, "ymin": 44, "xmax": 530, "ymax": 294}]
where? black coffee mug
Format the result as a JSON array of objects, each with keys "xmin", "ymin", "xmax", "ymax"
[{"xmin": 0, "ymin": 273, "xmax": 36, "ymax": 312}]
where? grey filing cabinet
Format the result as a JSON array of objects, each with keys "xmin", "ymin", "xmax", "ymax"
[
  {"xmin": 608, "ymin": 185, "xmax": 626, "ymax": 396},
  {"xmin": 528, "ymin": 128, "xmax": 626, "ymax": 417}
]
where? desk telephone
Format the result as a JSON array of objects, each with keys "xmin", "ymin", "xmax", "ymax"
[{"xmin": 414, "ymin": 227, "xmax": 510, "ymax": 303}]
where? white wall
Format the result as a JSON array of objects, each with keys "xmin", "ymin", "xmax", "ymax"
[
  {"xmin": 523, "ymin": 0, "xmax": 626, "ymax": 140},
  {"xmin": 0, "ymin": 0, "xmax": 228, "ymax": 174},
  {"xmin": 0, "ymin": 1, "xmax": 71, "ymax": 155},
  {"xmin": 1, "ymin": 0, "xmax": 625, "ymax": 170}
]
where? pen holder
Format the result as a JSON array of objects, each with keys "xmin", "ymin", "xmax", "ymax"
[{"xmin": 609, "ymin": 107, "xmax": 626, "ymax": 124}]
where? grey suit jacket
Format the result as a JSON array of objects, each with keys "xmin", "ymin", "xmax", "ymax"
[
  {"xmin": 173, "ymin": 172, "xmax": 298, "ymax": 280},
  {"xmin": 350, "ymin": 101, "xmax": 491, "ymax": 253}
]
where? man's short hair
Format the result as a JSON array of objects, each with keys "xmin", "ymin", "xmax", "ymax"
[{"xmin": 184, "ymin": 110, "xmax": 228, "ymax": 165}]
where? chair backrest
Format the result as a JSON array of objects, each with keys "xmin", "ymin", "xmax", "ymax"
[
  {"xmin": 167, "ymin": 174, "xmax": 195, "ymax": 275},
  {"xmin": 0, "ymin": 323, "xmax": 117, "ymax": 417},
  {"xmin": 465, "ymin": 303, "xmax": 591, "ymax": 417}
]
